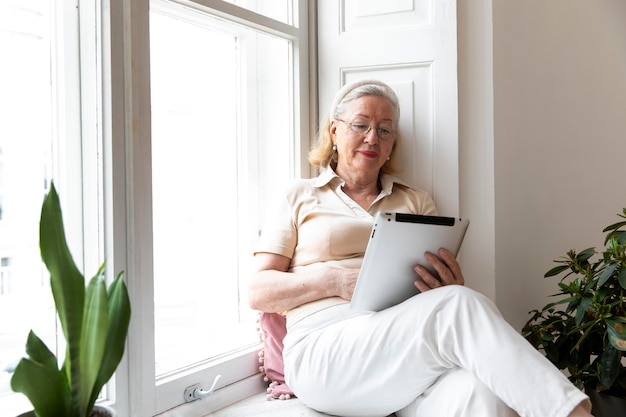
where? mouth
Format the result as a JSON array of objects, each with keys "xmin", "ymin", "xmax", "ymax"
[{"xmin": 358, "ymin": 150, "xmax": 379, "ymax": 159}]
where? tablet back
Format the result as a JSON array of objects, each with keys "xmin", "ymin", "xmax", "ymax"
[{"xmin": 350, "ymin": 212, "xmax": 469, "ymax": 312}]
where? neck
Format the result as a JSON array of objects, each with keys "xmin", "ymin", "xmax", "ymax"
[
  {"xmin": 341, "ymin": 179, "xmax": 379, "ymax": 196},
  {"xmin": 337, "ymin": 166, "xmax": 379, "ymax": 189},
  {"xmin": 336, "ymin": 168, "xmax": 381, "ymax": 209}
]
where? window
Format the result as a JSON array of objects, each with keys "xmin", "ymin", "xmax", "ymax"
[
  {"xmin": 150, "ymin": 7, "xmax": 256, "ymax": 378},
  {"xmin": 147, "ymin": 1, "xmax": 307, "ymax": 413},
  {"xmin": 0, "ymin": 0, "xmax": 308, "ymax": 414},
  {"xmin": 106, "ymin": 0, "xmax": 309, "ymax": 415},
  {"xmin": 0, "ymin": 0, "xmax": 96, "ymax": 415}
]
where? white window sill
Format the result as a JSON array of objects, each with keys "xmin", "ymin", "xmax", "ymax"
[{"xmin": 155, "ymin": 374, "xmax": 266, "ymax": 417}]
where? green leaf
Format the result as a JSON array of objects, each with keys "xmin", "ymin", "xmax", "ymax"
[
  {"xmin": 597, "ymin": 285, "xmax": 612, "ymax": 301},
  {"xmin": 577, "ymin": 248, "xmax": 596, "ymax": 262},
  {"xmin": 618, "ymin": 268, "xmax": 626, "ymax": 290},
  {"xmin": 598, "ymin": 264, "xmax": 618, "ymax": 288},
  {"xmin": 545, "ymin": 264, "xmax": 569, "ymax": 278},
  {"xmin": 24, "ymin": 330, "xmax": 58, "ymax": 370},
  {"xmin": 606, "ymin": 317, "xmax": 626, "ymax": 351},
  {"xmin": 565, "ymin": 298, "xmax": 581, "ymax": 314},
  {"xmin": 603, "ymin": 220, "xmax": 626, "ymax": 233},
  {"xmin": 10, "ymin": 358, "xmax": 71, "ymax": 417},
  {"xmin": 88, "ymin": 272, "xmax": 131, "ymax": 409},
  {"xmin": 544, "ymin": 297, "xmax": 577, "ymax": 310},
  {"xmin": 605, "ymin": 230, "xmax": 626, "ymax": 245},
  {"xmin": 17, "ymin": 183, "xmax": 131, "ymax": 417},
  {"xmin": 40, "ymin": 184, "xmax": 85, "ymax": 341},
  {"xmin": 40, "ymin": 183, "xmax": 85, "ymax": 416},
  {"xmin": 77, "ymin": 268, "xmax": 110, "ymax": 417},
  {"xmin": 575, "ymin": 297, "xmax": 592, "ymax": 326},
  {"xmin": 599, "ymin": 343, "xmax": 621, "ymax": 390}
]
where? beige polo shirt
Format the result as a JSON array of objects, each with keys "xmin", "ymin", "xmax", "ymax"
[{"xmin": 255, "ymin": 167, "xmax": 437, "ymax": 328}]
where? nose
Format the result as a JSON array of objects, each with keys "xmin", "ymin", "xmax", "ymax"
[{"xmin": 363, "ymin": 127, "xmax": 379, "ymax": 144}]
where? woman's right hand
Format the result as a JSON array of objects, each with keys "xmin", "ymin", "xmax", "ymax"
[{"xmin": 333, "ymin": 268, "xmax": 360, "ymax": 301}]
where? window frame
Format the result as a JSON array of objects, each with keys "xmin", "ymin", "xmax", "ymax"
[{"xmin": 102, "ymin": 0, "xmax": 310, "ymax": 415}]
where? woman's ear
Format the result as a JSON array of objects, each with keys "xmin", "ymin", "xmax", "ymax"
[{"xmin": 329, "ymin": 119, "xmax": 338, "ymax": 139}]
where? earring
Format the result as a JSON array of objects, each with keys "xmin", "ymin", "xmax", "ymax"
[{"xmin": 333, "ymin": 144, "xmax": 337, "ymax": 151}]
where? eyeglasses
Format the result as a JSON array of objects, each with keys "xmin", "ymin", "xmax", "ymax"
[{"xmin": 336, "ymin": 119, "xmax": 395, "ymax": 140}]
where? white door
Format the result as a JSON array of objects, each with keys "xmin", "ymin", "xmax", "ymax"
[{"xmin": 317, "ymin": 0, "xmax": 459, "ymax": 216}]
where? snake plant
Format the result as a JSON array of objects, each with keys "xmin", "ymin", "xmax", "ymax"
[{"xmin": 10, "ymin": 183, "xmax": 131, "ymax": 417}]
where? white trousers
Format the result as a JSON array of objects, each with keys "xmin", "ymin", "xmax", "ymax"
[{"xmin": 283, "ymin": 286, "xmax": 590, "ymax": 417}]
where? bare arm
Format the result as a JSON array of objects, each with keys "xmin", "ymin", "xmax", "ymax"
[{"xmin": 247, "ymin": 252, "xmax": 359, "ymax": 313}]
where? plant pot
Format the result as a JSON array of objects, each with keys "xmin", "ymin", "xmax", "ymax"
[
  {"xmin": 17, "ymin": 405, "xmax": 116, "ymax": 417},
  {"xmin": 586, "ymin": 388, "xmax": 626, "ymax": 417}
]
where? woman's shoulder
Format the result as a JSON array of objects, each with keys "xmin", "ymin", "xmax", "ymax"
[
  {"xmin": 268, "ymin": 177, "xmax": 323, "ymax": 208},
  {"xmin": 384, "ymin": 174, "xmax": 430, "ymax": 197},
  {"xmin": 281, "ymin": 177, "xmax": 318, "ymax": 195},
  {"xmin": 382, "ymin": 175, "xmax": 437, "ymax": 215},
  {"xmin": 280, "ymin": 170, "xmax": 335, "ymax": 195},
  {"xmin": 394, "ymin": 183, "xmax": 434, "ymax": 204}
]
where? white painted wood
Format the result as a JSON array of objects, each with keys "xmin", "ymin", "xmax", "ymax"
[
  {"xmin": 205, "ymin": 392, "xmax": 398, "ymax": 417},
  {"xmin": 104, "ymin": 1, "xmax": 311, "ymax": 415},
  {"xmin": 208, "ymin": 394, "xmax": 330, "ymax": 417},
  {"xmin": 317, "ymin": 0, "xmax": 459, "ymax": 216},
  {"xmin": 105, "ymin": 0, "xmax": 158, "ymax": 415},
  {"xmin": 154, "ymin": 375, "xmax": 267, "ymax": 417}
]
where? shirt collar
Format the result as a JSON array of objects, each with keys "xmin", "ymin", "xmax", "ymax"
[{"xmin": 314, "ymin": 166, "xmax": 414, "ymax": 195}]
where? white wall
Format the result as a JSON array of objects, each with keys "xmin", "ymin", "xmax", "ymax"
[{"xmin": 458, "ymin": 0, "xmax": 626, "ymax": 330}]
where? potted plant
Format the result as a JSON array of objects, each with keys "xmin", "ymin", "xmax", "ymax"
[
  {"xmin": 522, "ymin": 208, "xmax": 626, "ymax": 416},
  {"xmin": 10, "ymin": 183, "xmax": 131, "ymax": 417}
]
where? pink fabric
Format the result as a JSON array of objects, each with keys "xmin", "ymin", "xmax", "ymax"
[{"xmin": 258, "ymin": 312, "xmax": 295, "ymax": 400}]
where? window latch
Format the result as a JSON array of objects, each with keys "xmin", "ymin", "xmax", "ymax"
[{"xmin": 183, "ymin": 374, "xmax": 222, "ymax": 402}]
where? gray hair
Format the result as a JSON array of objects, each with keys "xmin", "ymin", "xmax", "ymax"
[{"xmin": 330, "ymin": 80, "xmax": 400, "ymax": 126}]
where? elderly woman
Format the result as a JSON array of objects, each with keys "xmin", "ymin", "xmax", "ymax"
[{"xmin": 248, "ymin": 79, "xmax": 592, "ymax": 417}]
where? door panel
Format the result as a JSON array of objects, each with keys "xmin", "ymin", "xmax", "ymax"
[{"xmin": 317, "ymin": 0, "xmax": 459, "ymax": 215}]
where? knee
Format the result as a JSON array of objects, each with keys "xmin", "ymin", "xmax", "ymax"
[
  {"xmin": 401, "ymin": 369, "xmax": 517, "ymax": 417},
  {"xmin": 436, "ymin": 285, "xmax": 500, "ymax": 313},
  {"xmin": 411, "ymin": 285, "xmax": 503, "ymax": 326},
  {"xmin": 448, "ymin": 369, "xmax": 497, "ymax": 406},
  {"xmin": 448, "ymin": 369, "xmax": 516, "ymax": 416},
  {"xmin": 438, "ymin": 284, "xmax": 480, "ymax": 299}
]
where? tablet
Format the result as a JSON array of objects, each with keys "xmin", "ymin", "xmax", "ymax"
[{"xmin": 350, "ymin": 212, "xmax": 469, "ymax": 312}]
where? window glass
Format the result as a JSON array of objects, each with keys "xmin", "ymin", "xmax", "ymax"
[
  {"xmin": 150, "ymin": 10, "xmax": 247, "ymax": 376},
  {"xmin": 0, "ymin": 0, "xmax": 56, "ymax": 400},
  {"xmin": 150, "ymin": 5, "xmax": 292, "ymax": 378},
  {"xmin": 0, "ymin": 0, "xmax": 77, "ymax": 413}
]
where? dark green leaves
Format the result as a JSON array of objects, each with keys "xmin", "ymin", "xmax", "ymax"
[
  {"xmin": 607, "ymin": 317, "xmax": 626, "ymax": 351},
  {"xmin": 10, "ymin": 183, "xmax": 131, "ymax": 417},
  {"xmin": 599, "ymin": 343, "xmax": 621, "ymax": 390},
  {"xmin": 10, "ymin": 332, "xmax": 72, "ymax": 417},
  {"xmin": 88, "ymin": 272, "xmax": 131, "ymax": 409},
  {"xmin": 598, "ymin": 264, "xmax": 618, "ymax": 288},
  {"xmin": 523, "ymin": 209, "xmax": 626, "ymax": 394},
  {"xmin": 545, "ymin": 264, "xmax": 570, "ymax": 278}
]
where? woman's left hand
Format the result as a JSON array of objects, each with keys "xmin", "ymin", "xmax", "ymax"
[{"xmin": 413, "ymin": 248, "xmax": 465, "ymax": 292}]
